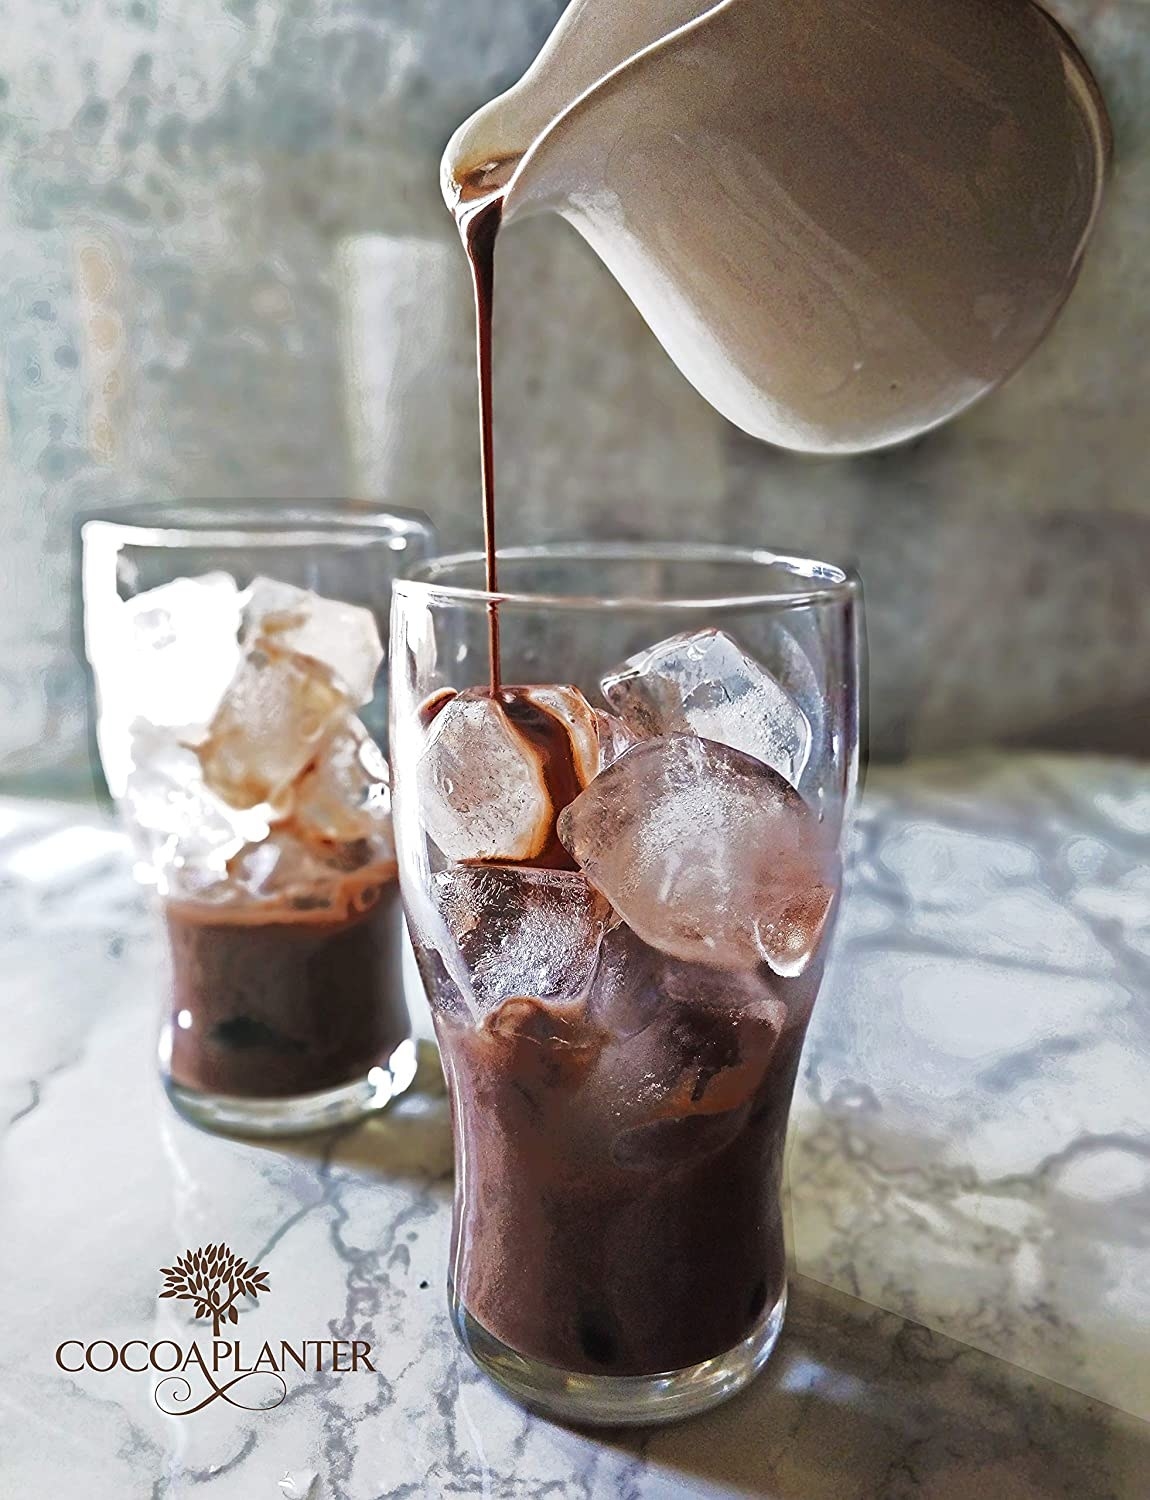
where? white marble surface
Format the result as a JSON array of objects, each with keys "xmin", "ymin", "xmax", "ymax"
[
  {"xmin": 1, "ymin": 756, "xmax": 1149, "ymax": 1497},
  {"xmin": 795, "ymin": 755, "xmax": 1150, "ymax": 1424}
]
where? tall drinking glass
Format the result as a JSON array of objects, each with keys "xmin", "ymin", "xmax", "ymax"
[
  {"xmin": 390, "ymin": 544, "xmax": 860, "ymax": 1424},
  {"xmin": 82, "ymin": 502, "xmax": 435, "ymax": 1136}
]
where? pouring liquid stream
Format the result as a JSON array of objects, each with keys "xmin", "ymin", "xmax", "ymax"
[{"xmin": 456, "ymin": 157, "xmax": 517, "ymax": 696}]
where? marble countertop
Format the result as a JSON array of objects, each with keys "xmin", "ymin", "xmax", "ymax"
[{"xmin": 1, "ymin": 753, "xmax": 1148, "ymax": 1498}]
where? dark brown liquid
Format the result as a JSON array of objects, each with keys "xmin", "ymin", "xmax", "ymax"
[
  {"xmin": 464, "ymin": 199, "xmax": 502, "ymax": 694},
  {"xmin": 457, "ymin": 159, "xmax": 517, "ymax": 693},
  {"xmin": 165, "ymin": 872, "xmax": 408, "ymax": 1099},
  {"xmin": 438, "ymin": 934, "xmax": 822, "ymax": 1376},
  {"xmin": 495, "ymin": 689, "xmax": 583, "ymax": 869}
]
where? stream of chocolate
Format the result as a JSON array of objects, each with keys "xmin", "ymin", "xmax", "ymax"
[
  {"xmin": 464, "ymin": 199, "xmax": 502, "ymax": 694},
  {"xmin": 457, "ymin": 158, "xmax": 517, "ymax": 695}
]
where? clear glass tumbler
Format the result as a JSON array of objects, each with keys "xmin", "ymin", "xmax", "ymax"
[
  {"xmin": 82, "ymin": 502, "xmax": 435, "ymax": 1136},
  {"xmin": 390, "ymin": 543, "xmax": 860, "ymax": 1424}
]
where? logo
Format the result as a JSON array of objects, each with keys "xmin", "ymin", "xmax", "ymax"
[
  {"xmin": 159, "ymin": 1242, "xmax": 271, "ymax": 1337},
  {"xmin": 55, "ymin": 1241, "xmax": 376, "ymax": 1416}
]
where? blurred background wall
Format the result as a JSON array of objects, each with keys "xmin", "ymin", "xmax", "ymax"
[{"xmin": 0, "ymin": 0, "xmax": 1145, "ymax": 792}]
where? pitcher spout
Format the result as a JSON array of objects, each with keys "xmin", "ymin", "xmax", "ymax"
[
  {"xmin": 440, "ymin": 99, "xmax": 527, "ymax": 223},
  {"xmin": 441, "ymin": 0, "xmax": 726, "ymax": 224}
]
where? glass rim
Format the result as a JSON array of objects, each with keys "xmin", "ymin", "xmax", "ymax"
[
  {"xmin": 79, "ymin": 499, "xmax": 435, "ymax": 550},
  {"xmin": 394, "ymin": 542, "xmax": 858, "ymax": 611}
]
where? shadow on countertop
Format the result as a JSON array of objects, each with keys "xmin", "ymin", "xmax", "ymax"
[{"xmin": 609, "ymin": 1274, "xmax": 1149, "ymax": 1499}]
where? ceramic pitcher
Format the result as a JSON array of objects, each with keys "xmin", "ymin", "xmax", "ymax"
[{"xmin": 442, "ymin": 0, "xmax": 1110, "ymax": 454}]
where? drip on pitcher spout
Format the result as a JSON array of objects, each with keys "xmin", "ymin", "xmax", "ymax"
[
  {"xmin": 448, "ymin": 154, "xmax": 522, "ymax": 225},
  {"xmin": 440, "ymin": 78, "xmax": 536, "ymax": 225}
]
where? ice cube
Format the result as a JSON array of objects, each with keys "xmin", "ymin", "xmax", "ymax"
[
  {"xmin": 585, "ymin": 937, "xmax": 788, "ymax": 1171},
  {"xmin": 589, "ymin": 923, "xmax": 787, "ymax": 1039},
  {"xmin": 522, "ymin": 685, "xmax": 602, "ymax": 785},
  {"xmin": 606, "ymin": 1001, "xmax": 786, "ymax": 1169},
  {"xmin": 601, "ymin": 628, "xmax": 811, "ymax": 785},
  {"xmin": 226, "ymin": 828, "xmax": 389, "ymax": 911},
  {"xmin": 292, "ymin": 717, "xmax": 393, "ymax": 848},
  {"xmin": 417, "ymin": 691, "xmax": 550, "ymax": 863},
  {"xmin": 479, "ymin": 995, "xmax": 605, "ymax": 1093},
  {"xmin": 91, "ymin": 573, "xmax": 242, "ymax": 796},
  {"xmin": 196, "ymin": 645, "xmax": 349, "ymax": 810},
  {"xmin": 416, "ymin": 686, "xmax": 600, "ymax": 864},
  {"xmin": 122, "ymin": 727, "xmax": 263, "ymax": 892},
  {"xmin": 558, "ymin": 735, "xmax": 836, "ymax": 976},
  {"xmin": 429, "ymin": 865, "xmax": 612, "ymax": 1011},
  {"xmin": 122, "ymin": 572, "xmax": 242, "ymax": 727},
  {"xmin": 594, "ymin": 709, "xmax": 641, "ymax": 770},
  {"xmin": 243, "ymin": 577, "xmax": 383, "ymax": 706}
]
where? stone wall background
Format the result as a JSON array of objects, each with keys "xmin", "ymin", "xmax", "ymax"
[{"xmin": 0, "ymin": 0, "xmax": 1145, "ymax": 790}]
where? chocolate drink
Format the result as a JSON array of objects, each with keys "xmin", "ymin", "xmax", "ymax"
[
  {"xmin": 438, "ymin": 931, "xmax": 823, "ymax": 1376},
  {"xmin": 165, "ymin": 862, "xmax": 407, "ymax": 1101}
]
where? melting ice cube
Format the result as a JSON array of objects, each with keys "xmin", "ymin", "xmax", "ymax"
[
  {"xmin": 292, "ymin": 717, "xmax": 393, "ymax": 847},
  {"xmin": 558, "ymin": 735, "xmax": 836, "ymax": 976},
  {"xmin": 226, "ymin": 828, "xmax": 386, "ymax": 910},
  {"xmin": 416, "ymin": 686, "xmax": 601, "ymax": 864},
  {"xmin": 244, "ymin": 577, "xmax": 383, "ymax": 706},
  {"xmin": 196, "ymin": 646, "xmax": 349, "ymax": 810},
  {"xmin": 588, "ymin": 922, "xmax": 787, "ymax": 1040},
  {"xmin": 120, "ymin": 572, "xmax": 242, "ymax": 729},
  {"xmin": 602, "ymin": 628, "xmax": 811, "ymax": 785},
  {"xmin": 122, "ymin": 728, "xmax": 264, "ymax": 892},
  {"xmin": 594, "ymin": 709, "xmax": 641, "ymax": 770},
  {"xmin": 429, "ymin": 865, "xmax": 612, "ymax": 1012}
]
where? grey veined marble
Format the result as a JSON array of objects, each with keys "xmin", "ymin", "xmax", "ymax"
[
  {"xmin": 794, "ymin": 753, "xmax": 1150, "ymax": 1425},
  {"xmin": 1, "ymin": 751, "xmax": 1148, "ymax": 1495}
]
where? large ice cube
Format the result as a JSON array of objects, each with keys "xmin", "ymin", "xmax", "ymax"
[
  {"xmin": 430, "ymin": 865, "xmax": 612, "ymax": 1011},
  {"xmin": 584, "ymin": 931, "xmax": 789, "ymax": 1172},
  {"xmin": 418, "ymin": 691, "xmax": 550, "ymax": 863},
  {"xmin": 601, "ymin": 628, "xmax": 811, "ymax": 785},
  {"xmin": 604, "ymin": 999, "xmax": 787, "ymax": 1170},
  {"xmin": 558, "ymin": 735, "xmax": 836, "ymax": 976},
  {"xmin": 416, "ymin": 686, "xmax": 600, "ymax": 864},
  {"xmin": 292, "ymin": 717, "xmax": 393, "ymax": 848},
  {"xmin": 196, "ymin": 645, "xmax": 349, "ymax": 810},
  {"xmin": 243, "ymin": 577, "xmax": 383, "ymax": 706}
]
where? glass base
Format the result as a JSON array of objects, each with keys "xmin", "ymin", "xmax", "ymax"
[
  {"xmin": 162, "ymin": 1036, "xmax": 418, "ymax": 1138},
  {"xmin": 450, "ymin": 1282, "xmax": 787, "ymax": 1427}
]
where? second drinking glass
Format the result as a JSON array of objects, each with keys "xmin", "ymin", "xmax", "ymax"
[
  {"xmin": 390, "ymin": 543, "xmax": 860, "ymax": 1424},
  {"xmin": 83, "ymin": 502, "xmax": 435, "ymax": 1136}
]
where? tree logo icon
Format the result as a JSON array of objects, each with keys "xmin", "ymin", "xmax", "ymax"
[{"xmin": 159, "ymin": 1243, "xmax": 270, "ymax": 1337}]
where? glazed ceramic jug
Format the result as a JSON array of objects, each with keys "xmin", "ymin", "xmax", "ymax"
[{"xmin": 442, "ymin": 0, "xmax": 1110, "ymax": 454}]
